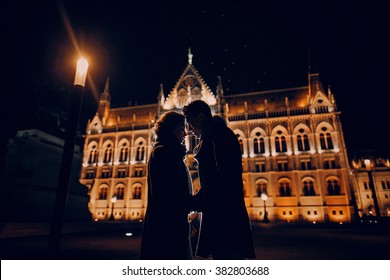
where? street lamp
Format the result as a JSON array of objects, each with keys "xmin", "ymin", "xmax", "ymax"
[
  {"xmin": 364, "ymin": 159, "xmax": 381, "ymax": 220},
  {"xmin": 109, "ymin": 195, "xmax": 117, "ymax": 221},
  {"xmin": 48, "ymin": 57, "xmax": 88, "ymax": 256},
  {"xmin": 261, "ymin": 192, "xmax": 270, "ymax": 223}
]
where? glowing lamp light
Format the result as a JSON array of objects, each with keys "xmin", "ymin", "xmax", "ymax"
[
  {"xmin": 125, "ymin": 233, "xmax": 133, "ymax": 237},
  {"xmin": 74, "ymin": 58, "xmax": 89, "ymax": 87},
  {"xmin": 364, "ymin": 159, "xmax": 371, "ymax": 170}
]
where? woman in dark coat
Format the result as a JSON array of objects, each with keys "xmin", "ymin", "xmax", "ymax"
[{"xmin": 140, "ymin": 111, "xmax": 193, "ymax": 260}]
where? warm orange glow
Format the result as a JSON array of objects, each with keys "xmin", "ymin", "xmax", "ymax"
[{"xmin": 74, "ymin": 58, "xmax": 89, "ymax": 86}]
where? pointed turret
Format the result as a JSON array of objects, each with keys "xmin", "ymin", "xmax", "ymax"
[
  {"xmin": 215, "ymin": 76, "xmax": 226, "ymax": 119},
  {"xmin": 157, "ymin": 83, "xmax": 165, "ymax": 117},
  {"xmin": 98, "ymin": 77, "xmax": 111, "ymax": 124}
]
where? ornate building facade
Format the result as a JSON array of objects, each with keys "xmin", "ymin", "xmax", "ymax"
[
  {"xmin": 351, "ymin": 152, "xmax": 390, "ymax": 220},
  {"xmin": 79, "ymin": 53, "xmax": 358, "ymax": 223}
]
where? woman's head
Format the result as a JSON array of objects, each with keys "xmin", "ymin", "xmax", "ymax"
[{"xmin": 154, "ymin": 111, "xmax": 187, "ymax": 142}]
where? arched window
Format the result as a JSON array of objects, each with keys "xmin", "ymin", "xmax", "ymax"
[
  {"xmin": 133, "ymin": 186, "xmax": 142, "ymax": 199},
  {"xmin": 88, "ymin": 147, "xmax": 98, "ymax": 163},
  {"xmin": 119, "ymin": 146, "xmax": 129, "ymax": 162},
  {"xmin": 239, "ymin": 138, "xmax": 244, "ymax": 155},
  {"xmin": 254, "ymin": 137, "xmax": 265, "ymax": 154},
  {"xmin": 327, "ymin": 179, "xmax": 340, "ymax": 195},
  {"xmin": 281, "ymin": 136, "xmax": 287, "ymax": 152},
  {"xmin": 320, "ymin": 133, "xmax": 333, "ymax": 150},
  {"xmin": 326, "ymin": 133, "xmax": 333, "ymax": 149},
  {"xmin": 136, "ymin": 144, "xmax": 145, "ymax": 161},
  {"xmin": 103, "ymin": 144, "xmax": 113, "ymax": 163},
  {"xmin": 275, "ymin": 136, "xmax": 281, "ymax": 153},
  {"xmin": 98, "ymin": 186, "xmax": 108, "ymax": 200},
  {"xmin": 279, "ymin": 181, "xmax": 291, "ymax": 196},
  {"xmin": 297, "ymin": 135, "xmax": 310, "ymax": 151},
  {"xmin": 275, "ymin": 136, "xmax": 287, "ymax": 153},
  {"xmin": 256, "ymin": 181, "xmax": 267, "ymax": 197},
  {"xmin": 302, "ymin": 180, "xmax": 316, "ymax": 196},
  {"xmin": 116, "ymin": 186, "xmax": 125, "ymax": 199}
]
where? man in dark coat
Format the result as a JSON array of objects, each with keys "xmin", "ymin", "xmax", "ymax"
[
  {"xmin": 183, "ymin": 100, "xmax": 256, "ymax": 260},
  {"xmin": 140, "ymin": 111, "xmax": 193, "ymax": 260}
]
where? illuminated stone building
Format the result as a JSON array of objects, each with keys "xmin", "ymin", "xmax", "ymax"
[
  {"xmin": 79, "ymin": 52, "xmax": 357, "ymax": 223},
  {"xmin": 351, "ymin": 152, "xmax": 390, "ymax": 220}
]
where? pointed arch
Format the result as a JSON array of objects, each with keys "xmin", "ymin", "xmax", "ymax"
[
  {"xmin": 233, "ymin": 129, "xmax": 246, "ymax": 157},
  {"xmin": 271, "ymin": 125, "xmax": 289, "ymax": 154},
  {"xmin": 278, "ymin": 177, "xmax": 292, "ymax": 197}
]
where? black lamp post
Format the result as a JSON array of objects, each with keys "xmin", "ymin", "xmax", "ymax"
[
  {"xmin": 48, "ymin": 58, "xmax": 88, "ymax": 256},
  {"xmin": 261, "ymin": 192, "xmax": 270, "ymax": 223}
]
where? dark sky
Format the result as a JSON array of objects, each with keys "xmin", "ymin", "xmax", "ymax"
[{"xmin": 3, "ymin": 0, "xmax": 390, "ymax": 158}]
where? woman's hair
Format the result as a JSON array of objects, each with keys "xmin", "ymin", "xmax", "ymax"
[{"xmin": 153, "ymin": 111, "xmax": 185, "ymax": 140}]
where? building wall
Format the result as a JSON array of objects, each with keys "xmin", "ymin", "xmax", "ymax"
[{"xmin": 79, "ymin": 65, "xmax": 360, "ymax": 223}]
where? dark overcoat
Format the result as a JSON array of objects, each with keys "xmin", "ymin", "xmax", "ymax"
[
  {"xmin": 140, "ymin": 137, "xmax": 192, "ymax": 259},
  {"xmin": 193, "ymin": 116, "xmax": 256, "ymax": 259}
]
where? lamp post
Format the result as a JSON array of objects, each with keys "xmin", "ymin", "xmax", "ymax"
[
  {"xmin": 109, "ymin": 195, "xmax": 117, "ymax": 221},
  {"xmin": 261, "ymin": 192, "xmax": 270, "ymax": 223},
  {"xmin": 48, "ymin": 58, "xmax": 88, "ymax": 256},
  {"xmin": 364, "ymin": 159, "xmax": 381, "ymax": 220}
]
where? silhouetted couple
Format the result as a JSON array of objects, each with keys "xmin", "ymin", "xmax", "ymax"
[{"xmin": 140, "ymin": 100, "xmax": 255, "ymax": 260}]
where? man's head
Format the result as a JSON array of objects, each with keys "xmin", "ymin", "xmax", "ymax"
[{"xmin": 182, "ymin": 100, "xmax": 212, "ymax": 137}]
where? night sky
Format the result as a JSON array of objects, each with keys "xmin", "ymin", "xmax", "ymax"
[{"xmin": 3, "ymin": 0, "xmax": 390, "ymax": 160}]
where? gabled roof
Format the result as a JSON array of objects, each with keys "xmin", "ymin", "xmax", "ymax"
[{"xmin": 163, "ymin": 50, "xmax": 216, "ymax": 109}]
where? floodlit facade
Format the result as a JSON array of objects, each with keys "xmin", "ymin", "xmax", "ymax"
[
  {"xmin": 351, "ymin": 153, "xmax": 390, "ymax": 220},
  {"xmin": 79, "ymin": 53, "xmax": 358, "ymax": 223}
]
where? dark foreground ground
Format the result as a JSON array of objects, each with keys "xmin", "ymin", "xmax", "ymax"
[{"xmin": 1, "ymin": 221, "xmax": 390, "ymax": 260}]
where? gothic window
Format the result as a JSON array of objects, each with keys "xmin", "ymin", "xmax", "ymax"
[
  {"xmin": 133, "ymin": 186, "xmax": 142, "ymax": 199},
  {"xmin": 116, "ymin": 186, "xmax": 125, "ymax": 200},
  {"xmin": 136, "ymin": 143, "xmax": 145, "ymax": 161},
  {"xmin": 238, "ymin": 137, "xmax": 244, "ymax": 155},
  {"xmin": 279, "ymin": 181, "xmax": 291, "ymax": 196},
  {"xmin": 327, "ymin": 179, "xmax": 341, "ymax": 195},
  {"xmin": 363, "ymin": 182, "xmax": 369, "ymax": 189},
  {"xmin": 256, "ymin": 181, "xmax": 267, "ymax": 197},
  {"xmin": 297, "ymin": 134, "xmax": 310, "ymax": 151},
  {"xmin": 302, "ymin": 180, "xmax": 316, "ymax": 196},
  {"xmin": 320, "ymin": 132, "xmax": 334, "ymax": 150},
  {"xmin": 119, "ymin": 146, "xmax": 129, "ymax": 162},
  {"xmin": 103, "ymin": 144, "xmax": 113, "ymax": 163},
  {"xmin": 275, "ymin": 136, "xmax": 281, "ymax": 152},
  {"xmin": 253, "ymin": 134, "xmax": 265, "ymax": 154},
  {"xmin": 326, "ymin": 133, "xmax": 333, "ymax": 149},
  {"xmin": 275, "ymin": 136, "xmax": 287, "ymax": 153},
  {"xmin": 88, "ymin": 145, "xmax": 98, "ymax": 163},
  {"xmin": 98, "ymin": 186, "xmax": 108, "ymax": 200}
]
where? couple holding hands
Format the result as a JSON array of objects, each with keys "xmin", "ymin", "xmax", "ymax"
[{"xmin": 140, "ymin": 100, "xmax": 256, "ymax": 260}]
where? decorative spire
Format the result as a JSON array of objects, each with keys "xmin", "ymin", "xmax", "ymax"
[
  {"xmin": 158, "ymin": 83, "xmax": 165, "ymax": 106},
  {"xmin": 101, "ymin": 77, "xmax": 110, "ymax": 101},
  {"xmin": 216, "ymin": 75, "xmax": 224, "ymax": 97},
  {"xmin": 188, "ymin": 48, "xmax": 193, "ymax": 65}
]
